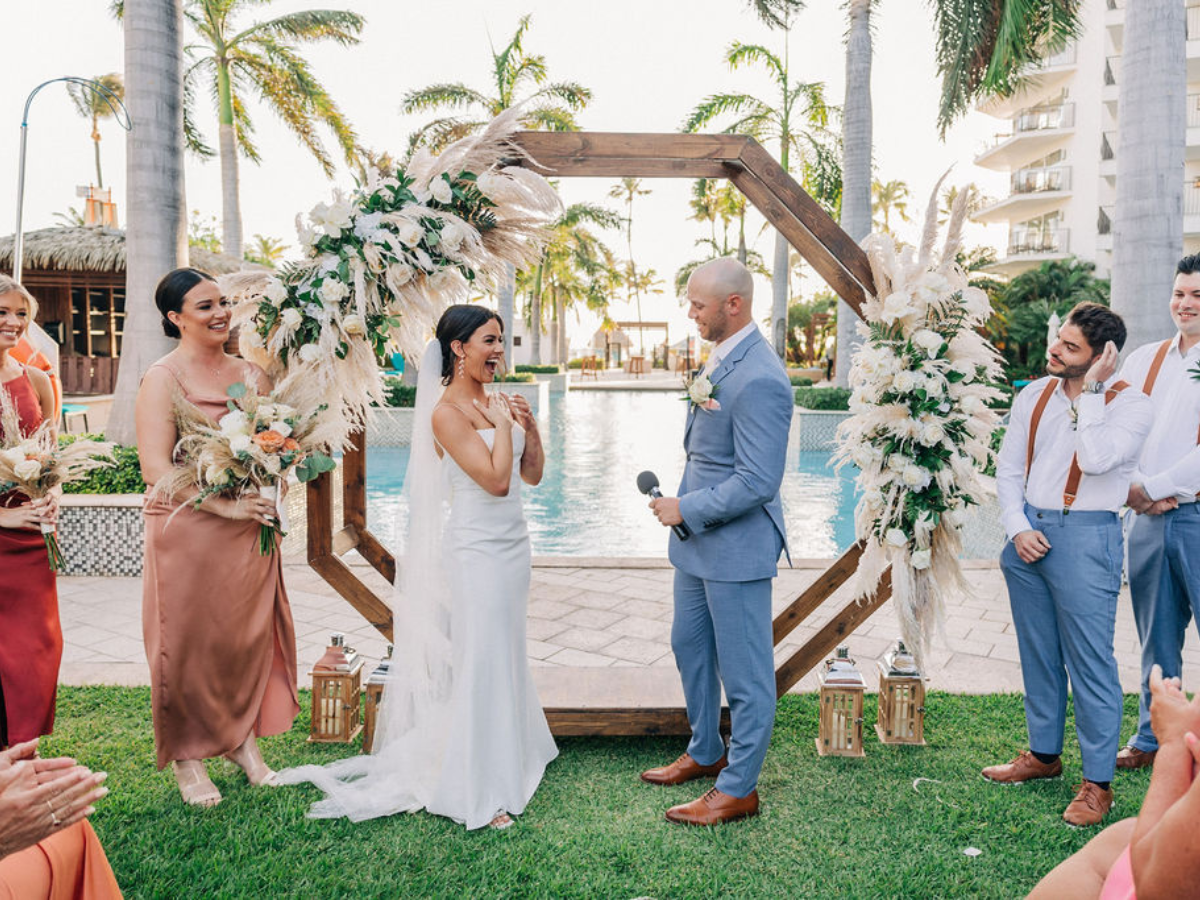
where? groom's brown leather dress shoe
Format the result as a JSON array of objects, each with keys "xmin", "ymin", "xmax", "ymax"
[
  {"xmin": 640, "ymin": 752, "xmax": 728, "ymax": 786},
  {"xmin": 1115, "ymin": 746, "xmax": 1156, "ymax": 770},
  {"xmin": 664, "ymin": 787, "xmax": 759, "ymax": 825}
]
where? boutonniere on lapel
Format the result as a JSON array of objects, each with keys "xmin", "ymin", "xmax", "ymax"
[
  {"xmin": 1188, "ymin": 359, "xmax": 1200, "ymax": 382},
  {"xmin": 683, "ymin": 372, "xmax": 720, "ymax": 411}
]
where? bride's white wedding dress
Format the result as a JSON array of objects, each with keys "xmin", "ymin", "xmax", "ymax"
[{"xmin": 277, "ymin": 342, "xmax": 557, "ymax": 830}]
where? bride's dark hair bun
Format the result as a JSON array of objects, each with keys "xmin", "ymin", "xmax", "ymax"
[{"xmin": 435, "ymin": 304, "xmax": 502, "ymax": 385}]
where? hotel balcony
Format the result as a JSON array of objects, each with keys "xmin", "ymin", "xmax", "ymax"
[
  {"xmin": 974, "ymin": 165, "xmax": 1072, "ymax": 224},
  {"xmin": 975, "ymin": 47, "xmax": 1079, "ymax": 119},
  {"xmin": 975, "ymin": 103, "xmax": 1075, "ymax": 171},
  {"xmin": 1105, "ymin": 4, "xmax": 1200, "ymax": 86},
  {"xmin": 986, "ymin": 228, "xmax": 1071, "ymax": 277},
  {"xmin": 1187, "ymin": 182, "xmax": 1200, "ymax": 235}
]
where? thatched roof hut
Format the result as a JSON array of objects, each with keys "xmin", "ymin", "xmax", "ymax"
[{"xmin": 0, "ymin": 226, "xmax": 266, "ymax": 393}]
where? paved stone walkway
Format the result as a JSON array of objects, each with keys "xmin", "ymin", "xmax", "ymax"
[{"xmin": 57, "ymin": 554, "xmax": 1200, "ymax": 694}]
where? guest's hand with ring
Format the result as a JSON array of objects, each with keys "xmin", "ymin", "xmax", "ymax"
[{"xmin": 0, "ymin": 755, "xmax": 109, "ymax": 861}]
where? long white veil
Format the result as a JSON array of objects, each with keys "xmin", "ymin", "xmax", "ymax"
[{"xmin": 276, "ymin": 340, "xmax": 454, "ymax": 821}]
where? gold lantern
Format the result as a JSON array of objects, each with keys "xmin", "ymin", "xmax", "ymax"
[
  {"xmin": 816, "ymin": 646, "xmax": 866, "ymax": 758},
  {"xmin": 875, "ymin": 640, "xmax": 927, "ymax": 746},
  {"xmin": 308, "ymin": 633, "xmax": 364, "ymax": 743},
  {"xmin": 361, "ymin": 643, "xmax": 393, "ymax": 753}
]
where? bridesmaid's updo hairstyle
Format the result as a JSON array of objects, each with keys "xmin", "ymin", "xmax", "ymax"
[
  {"xmin": 155, "ymin": 267, "xmax": 217, "ymax": 339},
  {"xmin": 435, "ymin": 304, "xmax": 502, "ymax": 385}
]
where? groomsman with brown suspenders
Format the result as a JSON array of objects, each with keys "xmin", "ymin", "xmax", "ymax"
[
  {"xmin": 1114, "ymin": 254, "xmax": 1200, "ymax": 770},
  {"xmin": 983, "ymin": 302, "xmax": 1153, "ymax": 826}
]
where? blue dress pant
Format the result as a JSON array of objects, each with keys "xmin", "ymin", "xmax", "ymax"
[
  {"xmin": 1127, "ymin": 503, "xmax": 1200, "ymax": 752},
  {"xmin": 672, "ymin": 570, "xmax": 775, "ymax": 798},
  {"xmin": 1000, "ymin": 505, "xmax": 1124, "ymax": 783}
]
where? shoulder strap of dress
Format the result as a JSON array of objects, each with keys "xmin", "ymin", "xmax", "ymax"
[
  {"xmin": 1026, "ymin": 379, "xmax": 1058, "ymax": 481},
  {"xmin": 145, "ymin": 362, "xmax": 189, "ymax": 394},
  {"xmin": 1141, "ymin": 339, "xmax": 1173, "ymax": 395}
]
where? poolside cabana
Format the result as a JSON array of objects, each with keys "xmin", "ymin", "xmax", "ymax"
[{"xmin": 0, "ymin": 226, "xmax": 260, "ymax": 394}]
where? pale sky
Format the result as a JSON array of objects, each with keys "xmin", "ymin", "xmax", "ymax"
[{"xmin": 2, "ymin": 0, "xmax": 1012, "ymax": 346}]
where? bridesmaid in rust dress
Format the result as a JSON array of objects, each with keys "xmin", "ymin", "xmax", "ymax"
[
  {"xmin": 135, "ymin": 268, "xmax": 298, "ymax": 807},
  {"xmin": 0, "ymin": 277, "xmax": 61, "ymax": 748}
]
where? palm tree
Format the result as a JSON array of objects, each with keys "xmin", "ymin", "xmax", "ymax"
[
  {"xmin": 402, "ymin": 14, "xmax": 592, "ymax": 362},
  {"xmin": 245, "ymin": 233, "xmax": 286, "ymax": 267},
  {"xmin": 1111, "ymin": 0, "xmax": 1184, "ymax": 351},
  {"xmin": 106, "ymin": 0, "xmax": 188, "ymax": 445},
  {"xmin": 608, "ymin": 177, "xmax": 652, "ymax": 354},
  {"xmin": 683, "ymin": 34, "xmax": 841, "ymax": 361},
  {"xmin": 676, "ymin": 179, "xmax": 768, "ymax": 297},
  {"xmin": 177, "ymin": 0, "xmax": 364, "ymax": 260},
  {"xmin": 66, "ymin": 73, "xmax": 125, "ymax": 189},
  {"xmin": 835, "ymin": 0, "xmax": 873, "ymax": 386},
  {"xmin": 871, "ymin": 179, "xmax": 912, "ymax": 234}
]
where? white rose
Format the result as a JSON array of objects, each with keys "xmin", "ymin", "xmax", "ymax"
[
  {"xmin": 429, "ymin": 175, "xmax": 453, "ymax": 204},
  {"xmin": 910, "ymin": 548, "xmax": 933, "ymax": 570},
  {"xmin": 892, "ymin": 370, "xmax": 916, "ymax": 393},
  {"xmin": 298, "ymin": 343, "xmax": 321, "ymax": 364},
  {"xmin": 264, "ymin": 278, "xmax": 288, "ymax": 306},
  {"xmin": 687, "ymin": 375, "xmax": 714, "ymax": 405},
  {"xmin": 394, "ymin": 220, "xmax": 424, "ymax": 248},
  {"xmin": 902, "ymin": 464, "xmax": 932, "ymax": 489},
  {"xmin": 273, "ymin": 404, "xmax": 295, "ymax": 419},
  {"xmin": 439, "ymin": 221, "xmax": 465, "ymax": 253},
  {"xmin": 919, "ymin": 422, "xmax": 946, "ymax": 446},
  {"xmin": 388, "ymin": 263, "xmax": 415, "ymax": 286},
  {"xmin": 228, "ymin": 434, "xmax": 252, "ymax": 455},
  {"xmin": 321, "ymin": 199, "xmax": 354, "ymax": 236},
  {"xmin": 13, "ymin": 458, "xmax": 41, "ymax": 481},
  {"xmin": 219, "ymin": 410, "xmax": 251, "ymax": 437},
  {"xmin": 205, "ymin": 463, "xmax": 228, "ymax": 485},
  {"xmin": 885, "ymin": 528, "xmax": 909, "ymax": 548},
  {"xmin": 318, "ymin": 278, "xmax": 349, "ymax": 306},
  {"xmin": 851, "ymin": 445, "xmax": 874, "ymax": 469},
  {"xmin": 341, "ymin": 313, "xmax": 366, "ymax": 336},
  {"xmin": 881, "ymin": 291, "xmax": 913, "ymax": 324},
  {"xmin": 0, "ymin": 447, "xmax": 24, "ymax": 468},
  {"xmin": 912, "ymin": 329, "xmax": 944, "ymax": 357},
  {"xmin": 280, "ymin": 307, "xmax": 303, "ymax": 330},
  {"xmin": 269, "ymin": 420, "xmax": 293, "ymax": 438},
  {"xmin": 961, "ymin": 395, "xmax": 983, "ymax": 415},
  {"xmin": 887, "ymin": 454, "xmax": 908, "ymax": 472},
  {"xmin": 353, "ymin": 211, "xmax": 384, "ymax": 241},
  {"xmin": 951, "ymin": 359, "xmax": 977, "ymax": 383}
]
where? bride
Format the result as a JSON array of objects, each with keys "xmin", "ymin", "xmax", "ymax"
[{"xmin": 278, "ymin": 304, "xmax": 558, "ymax": 830}]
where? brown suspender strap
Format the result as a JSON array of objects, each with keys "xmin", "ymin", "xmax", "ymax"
[
  {"xmin": 1026, "ymin": 379, "xmax": 1058, "ymax": 481},
  {"xmin": 1142, "ymin": 339, "xmax": 1173, "ymax": 395},
  {"xmin": 1062, "ymin": 381, "xmax": 1131, "ymax": 509}
]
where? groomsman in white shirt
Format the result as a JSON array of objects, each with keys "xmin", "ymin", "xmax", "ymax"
[
  {"xmin": 1113, "ymin": 254, "xmax": 1200, "ymax": 770},
  {"xmin": 983, "ymin": 302, "xmax": 1152, "ymax": 826}
]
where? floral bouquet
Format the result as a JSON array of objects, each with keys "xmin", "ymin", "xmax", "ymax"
[
  {"xmin": 0, "ymin": 391, "xmax": 116, "ymax": 571},
  {"xmin": 834, "ymin": 180, "xmax": 1005, "ymax": 667},
  {"xmin": 227, "ymin": 107, "xmax": 560, "ymax": 453},
  {"xmin": 154, "ymin": 377, "xmax": 339, "ymax": 555}
]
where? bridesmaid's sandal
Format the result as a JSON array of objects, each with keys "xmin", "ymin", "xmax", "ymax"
[
  {"xmin": 488, "ymin": 812, "xmax": 515, "ymax": 830},
  {"xmin": 173, "ymin": 761, "xmax": 222, "ymax": 808},
  {"xmin": 224, "ymin": 739, "xmax": 278, "ymax": 787}
]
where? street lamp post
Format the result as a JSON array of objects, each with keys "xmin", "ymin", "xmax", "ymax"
[{"xmin": 12, "ymin": 76, "xmax": 129, "ymax": 283}]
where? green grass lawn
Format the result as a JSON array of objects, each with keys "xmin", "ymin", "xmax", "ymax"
[{"xmin": 45, "ymin": 688, "xmax": 1152, "ymax": 899}]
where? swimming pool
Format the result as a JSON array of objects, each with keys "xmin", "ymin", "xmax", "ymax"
[{"xmin": 365, "ymin": 390, "xmax": 859, "ymax": 557}]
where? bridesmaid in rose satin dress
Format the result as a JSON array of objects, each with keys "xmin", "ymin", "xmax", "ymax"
[
  {"xmin": 0, "ymin": 277, "xmax": 61, "ymax": 748},
  {"xmin": 135, "ymin": 268, "xmax": 298, "ymax": 807}
]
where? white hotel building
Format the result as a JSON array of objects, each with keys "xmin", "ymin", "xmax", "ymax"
[{"xmin": 971, "ymin": 0, "xmax": 1200, "ymax": 277}]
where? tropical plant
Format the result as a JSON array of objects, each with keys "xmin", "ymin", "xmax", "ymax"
[
  {"xmin": 53, "ymin": 207, "xmax": 86, "ymax": 227},
  {"xmin": 112, "ymin": 0, "xmax": 366, "ymax": 260},
  {"xmin": 66, "ymin": 73, "xmax": 125, "ymax": 189},
  {"xmin": 188, "ymin": 209, "xmax": 222, "ymax": 254},
  {"xmin": 786, "ymin": 290, "xmax": 837, "ymax": 366},
  {"xmin": 683, "ymin": 31, "xmax": 842, "ymax": 360},
  {"xmin": 676, "ymin": 179, "xmax": 769, "ymax": 297},
  {"xmin": 401, "ymin": 13, "xmax": 592, "ymax": 361},
  {"xmin": 608, "ymin": 178, "xmax": 653, "ymax": 354},
  {"xmin": 740, "ymin": 0, "xmax": 805, "ymax": 29},
  {"xmin": 872, "ymin": 179, "xmax": 912, "ymax": 234},
  {"xmin": 244, "ymin": 233, "xmax": 286, "ymax": 267}
]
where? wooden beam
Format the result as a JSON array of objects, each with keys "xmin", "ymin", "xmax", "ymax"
[
  {"xmin": 341, "ymin": 432, "xmax": 367, "ymax": 533},
  {"xmin": 511, "ymin": 131, "xmax": 750, "ymax": 161},
  {"xmin": 355, "ymin": 529, "xmax": 397, "ymax": 585},
  {"xmin": 306, "ymin": 472, "xmax": 333, "ymax": 560},
  {"xmin": 519, "ymin": 156, "xmax": 733, "ymax": 179},
  {"xmin": 309, "ymin": 553, "xmax": 393, "ymax": 640},
  {"xmin": 737, "ymin": 141, "xmax": 877, "ymax": 302},
  {"xmin": 772, "ymin": 541, "xmax": 865, "ymax": 645},
  {"xmin": 774, "ymin": 568, "xmax": 893, "ymax": 697}
]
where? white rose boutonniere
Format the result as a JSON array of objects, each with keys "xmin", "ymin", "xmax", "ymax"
[{"xmin": 683, "ymin": 373, "xmax": 720, "ymax": 411}]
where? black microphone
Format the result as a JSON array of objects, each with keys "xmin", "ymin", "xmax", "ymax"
[{"xmin": 637, "ymin": 470, "xmax": 691, "ymax": 541}]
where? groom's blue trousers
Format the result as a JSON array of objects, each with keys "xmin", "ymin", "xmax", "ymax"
[{"xmin": 672, "ymin": 570, "xmax": 775, "ymax": 798}]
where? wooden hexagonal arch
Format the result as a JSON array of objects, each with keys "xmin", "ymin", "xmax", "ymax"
[{"xmin": 306, "ymin": 132, "xmax": 892, "ymax": 736}]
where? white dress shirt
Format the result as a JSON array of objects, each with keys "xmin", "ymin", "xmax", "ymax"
[
  {"xmin": 700, "ymin": 321, "xmax": 759, "ymax": 378},
  {"xmin": 1115, "ymin": 333, "xmax": 1200, "ymax": 502},
  {"xmin": 996, "ymin": 375, "xmax": 1154, "ymax": 539}
]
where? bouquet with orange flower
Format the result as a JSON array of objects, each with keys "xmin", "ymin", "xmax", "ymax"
[
  {"xmin": 154, "ymin": 378, "xmax": 338, "ymax": 555},
  {"xmin": 0, "ymin": 390, "xmax": 116, "ymax": 570}
]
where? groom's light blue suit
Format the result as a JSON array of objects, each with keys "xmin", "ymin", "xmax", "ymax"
[{"xmin": 669, "ymin": 327, "xmax": 793, "ymax": 798}]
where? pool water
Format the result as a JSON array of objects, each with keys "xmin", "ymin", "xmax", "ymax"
[{"xmin": 366, "ymin": 391, "xmax": 858, "ymax": 557}]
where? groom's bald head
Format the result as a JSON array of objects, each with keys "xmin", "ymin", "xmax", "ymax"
[{"xmin": 686, "ymin": 257, "xmax": 754, "ymax": 343}]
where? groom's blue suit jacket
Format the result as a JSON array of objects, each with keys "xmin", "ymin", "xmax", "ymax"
[{"xmin": 670, "ymin": 328, "xmax": 793, "ymax": 583}]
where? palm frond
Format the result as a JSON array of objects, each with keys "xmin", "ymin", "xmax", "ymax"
[
  {"xmin": 741, "ymin": 0, "xmax": 804, "ymax": 30},
  {"xmin": 726, "ymin": 42, "xmax": 786, "ymax": 83},
  {"xmin": 520, "ymin": 105, "xmax": 581, "ymax": 133},
  {"xmin": 681, "ymin": 93, "xmax": 768, "ymax": 132},
  {"xmin": 406, "ymin": 117, "xmax": 486, "ymax": 155},
  {"xmin": 527, "ymin": 81, "xmax": 593, "ymax": 111},
  {"xmin": 401, "ymin": 83, "xmax": 489, "ymax": 115},
  {"xmin": 232, "ymin": 9, "xmax": 364, "ymax": 48}
]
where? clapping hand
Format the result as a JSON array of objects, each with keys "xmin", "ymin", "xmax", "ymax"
[
  {"xmin": 0, "ymin": 739, "xmax": 109, "ymax": 860},
  {"xmin": 473, "ymin": 393, "xmax": 515, "ymax": 431},
  {"xmin": 506, "ymin": 394, "xmax": 536, "ymax": 431},
  {"xmin": 1084, "ymin": 340, "xmax": 1120, "ymax": 385}
]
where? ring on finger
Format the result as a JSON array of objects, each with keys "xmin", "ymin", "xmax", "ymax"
[{"xmin": 46, "ymin": 800, "xmax": 60, "ymax": 827}]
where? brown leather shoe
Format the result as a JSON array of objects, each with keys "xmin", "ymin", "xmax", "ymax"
[
  {"xmin": 1063, "ymin": 781, "xmax": 1113, "ymax": 827},
  {"xmin": 981, "ymin": 750, "xmax": 1063, "ymax": 784},
  {"xmin": 664, "ymin": 787, "xmax": 759, "ymax": 825},
  {"xmin": 640, "ymin": 752, "xmax": 728, "ymax": 786},
  {"xmin": 1116, "ymin": 746, "xmax": 1157, "ymax": 770}
]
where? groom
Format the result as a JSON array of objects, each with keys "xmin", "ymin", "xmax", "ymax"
[{"xmin": 645, "ymin": 257, "xmax": 793, "ymax": 825}]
